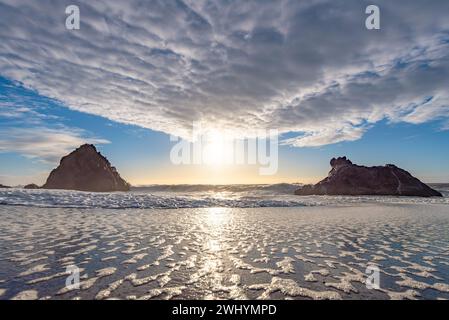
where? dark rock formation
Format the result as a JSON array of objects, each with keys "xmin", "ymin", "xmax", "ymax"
[
  {"xmin": 0, "ymin": 184, "xmax": 11, "ymax": 189},
  {"xmin": 42, "ymin": 144, "xmax": 130, "ymax": 192},
  {"xmin": 24, "ymin": 184, "xmax": 40, "ymax": 189},
  {"xmin": 295, "ymin": 157, "xmax": 442, "ymax": 197}
]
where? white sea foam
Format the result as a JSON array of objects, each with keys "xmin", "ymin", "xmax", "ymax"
[
  {"xmin": 11, "ymin": 290, "xmax": 38, "ymax": 300},
  {"xmin": 0, "ymin": 186, "xmax": 448, "ymax": 209},
  {"xmin": 1, "ymin": 203, "xmax": 449, "ymax": 300}
]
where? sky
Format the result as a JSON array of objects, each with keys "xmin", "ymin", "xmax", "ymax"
[{"xmin": 0, "ymin": 0, "xmax": 449, "ymax": 186}]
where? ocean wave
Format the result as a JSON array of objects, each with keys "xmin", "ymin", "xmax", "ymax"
[
  {"xmin": 0, "ymin": 186, "xmax": 448, "ymax": 209},
  {"xmin": 429, "ymin": 184, "xmax": 449, "ymax": 197},
  {"xmin": 132, "ymin": 183, "xmax": 302, "ymax": 194},
  {"xmin": 0, "ymin": 188, "xmax": 311, "ymax": 209}
]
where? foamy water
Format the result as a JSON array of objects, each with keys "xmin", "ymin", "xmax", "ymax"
[
  {"xmin": 0, "ymin": 184, "xmax": 448, "ymax": 209},
  {"xmin": 0, "ymin": 204, "xmax": 448, "ymax": 300}
]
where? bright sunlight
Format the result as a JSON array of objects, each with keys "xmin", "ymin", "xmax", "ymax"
[{"xmin": 202, "ymin": 131, "xmax": 234, "ymax": 167}]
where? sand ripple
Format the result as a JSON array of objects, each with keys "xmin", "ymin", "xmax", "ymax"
[{"xmin": 0, "ymin": 204, "xmax": 448, "ymax": 300}]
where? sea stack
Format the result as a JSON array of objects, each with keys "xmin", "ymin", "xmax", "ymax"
[
  {"xmin": 42, "ymin": 144, "xmax": 130, "ymax": 192},
  {"xmin": 24, "ymin": 184, "xmax": 40, "ymax": 189},
  {"xmin": 295, "ymin": 157, "xmax": 442, "ymax": 197}
]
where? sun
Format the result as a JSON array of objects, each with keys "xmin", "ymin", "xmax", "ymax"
[{"xmin": 202, "ymin": 131, "xmax": 234, "ymax": 166}]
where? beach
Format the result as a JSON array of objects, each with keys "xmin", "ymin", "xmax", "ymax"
[{"xmin": 1, "ymin": 188, "xmax": 448, "ymax": 300}]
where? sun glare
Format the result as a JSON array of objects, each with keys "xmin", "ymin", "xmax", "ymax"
[{"xmin": 202, "ymin": 131, "xmax": 234, "ymax": 167}]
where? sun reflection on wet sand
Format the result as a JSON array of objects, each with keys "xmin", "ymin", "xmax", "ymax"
[
  {"xmin": 205, "ymin": 207, "xmax": 231, "ymax": 225},
  {"xmin": 192, "ymin": 208, "xmax": 234, "ymax": 299},
  {"xmin": 203, "ymin": 208, "xmax": 231, "ymax": 254}
]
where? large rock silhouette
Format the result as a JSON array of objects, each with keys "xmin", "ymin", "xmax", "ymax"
[
  {"xmin": 295, "ymin": 157, "xmax": 442, "ymax": 197},
  {"xmin": 42, "ymin": 144, "xmax": 130, "ymax": 192}
]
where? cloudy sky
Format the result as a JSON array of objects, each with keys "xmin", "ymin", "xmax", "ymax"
[{"xmin": 1, "ymin": 0, "xmax": 449, "ymax": 185}]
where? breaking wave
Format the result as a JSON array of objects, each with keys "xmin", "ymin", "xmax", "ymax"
[
  {"xmin": 0, "ymin": 183, "xmax": 447, "ymax": 209},
  {"xmin": 132, "ymin": 183, "xmax": 301, "ymax": 194}
]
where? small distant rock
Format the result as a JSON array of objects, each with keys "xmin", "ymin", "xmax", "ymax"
[
  {"xmin": 0, "ymin": 184, "xmax": 11, "ymax": 189},
  {"xmin": 24, "ymin": 183, "xmax": 40, "ymax": 190},
  {"xmin": 42, "ymin": 144, "xmax": 130, "ymax": 192},
  {"xmin": 295, "ymin": 157, "xmax": 442, "ymax": 197}
]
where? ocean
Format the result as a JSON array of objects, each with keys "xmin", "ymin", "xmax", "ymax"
[{"xmin": 0, "ymin": 184, "xmax": 448, "ymax": 300}]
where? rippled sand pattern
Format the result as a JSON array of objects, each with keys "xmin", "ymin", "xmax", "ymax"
[{"xmin": 0, "ymin": 204, "xmax": 448, "ymax": 300}]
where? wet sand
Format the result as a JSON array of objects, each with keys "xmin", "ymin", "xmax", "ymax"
[{"xmin": 0, "ymin": 204, "xmax": 448, "ymax": 300}]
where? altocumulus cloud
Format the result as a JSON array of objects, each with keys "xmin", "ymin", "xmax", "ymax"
[{"xmin": 0, "ymin": 0, "xmax": 449, "ymax": 146}]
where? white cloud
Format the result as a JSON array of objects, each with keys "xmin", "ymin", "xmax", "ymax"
[
  {"xmin": 0, "ymin": 0, "xmax": 448, "ymax": 146},
  {"xmin": 283, "ymin": 124, "xmax": 369, "ymax": 147},
  {"xmin": 0, "ymin": 127, "xmax": 109, "ymax": 163}
]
